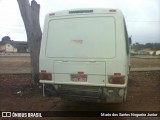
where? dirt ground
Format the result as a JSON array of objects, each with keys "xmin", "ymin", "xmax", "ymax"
[
  {"xmin": 0, "ymin": 56, "xmax": 160, "ymax": 120},
  {"xmin": 0, "ymin": 56, "xmax": 160, "ymax": 73},
  {"xmin": 131, "ymin": 57, "xmax": 160, "ymax": 68},
  {"xmin": 0, "ymin": 56, "xmax": 31, "ymax": 73}
]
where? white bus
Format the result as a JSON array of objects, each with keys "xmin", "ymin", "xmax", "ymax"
[{"xmin": 39, "ymin": 8, "xmax": 131, "ymax": 103}]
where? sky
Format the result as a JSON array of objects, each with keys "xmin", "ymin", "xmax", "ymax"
[{"xmin": 0, "ymin": 0, "xmax": 160, "ymax": 44}]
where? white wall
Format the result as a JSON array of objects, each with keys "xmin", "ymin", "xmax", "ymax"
[
  {"xmin": 5, "ymin": 43, "xmax": 17, "ymax": 52},
  {"xmin": 156, "ymin": 50, "xmax": 160, "ymax": 55}
]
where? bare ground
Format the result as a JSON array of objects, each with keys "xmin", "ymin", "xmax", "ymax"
[
  {"xmin": 0, "ymin": 56, "xmax": 160, "ymax": 73},
  {"xmin": 0, "ymin": 56, "xmax": 31, "ymax": 73},
  {"xmin": 130, "ymin": 57, "xmax": 160, "ymax": 68},
  {"xmin": 0, "ymin": 72, "xmax": 159, "ymax": 120},
  {"xmin": 0, "ymin": 56, "xmax": 160, "ymax": 120}
]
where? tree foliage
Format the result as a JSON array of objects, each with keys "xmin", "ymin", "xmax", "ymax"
[
  {"xmin": 1, "ymin": 36, "xmax": 11, "ymax": 41},
  {"xmin": 131, "ymin": 42, "xmax": 160, "ymax": 51}
]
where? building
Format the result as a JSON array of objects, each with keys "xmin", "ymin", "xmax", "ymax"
[
  {"xmin": 149, "ymin": 50, "xmax": 154, "ymax": 55},
  {"xmin": 130, "ymin": 49, "xmax": 138, "ymax": 55},
  {"xmin": 0, "ymin": 39, "xmax": 28, "ymax": 53},
  {"xmin": 13, "ymin": 41, "xmax": 29, "ymax": 53},
  {"xmin": 156, "ymin": 50, "xmax": 160, "ymax": 55}
]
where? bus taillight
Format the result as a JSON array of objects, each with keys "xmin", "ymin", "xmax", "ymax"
[
  {"xmin": 108, "ymin": 76, "xmax": 125, "ymax": 84},
  {"xmin": 109, "ymin": 9, "xmax": 117, "ymax": 12},
  {"xmin": 39, "ymin": 70, "xmax": 52, "ymax": 80}
]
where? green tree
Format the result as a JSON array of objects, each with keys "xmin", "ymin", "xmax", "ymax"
[{"xmin": 1, "ymin": 36, "xmax": 11, "ymax": 42}]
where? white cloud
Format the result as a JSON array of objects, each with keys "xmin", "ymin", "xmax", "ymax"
[
  {"xmin": 0, "ymin": 0, "xmax": 159, "ymax": 43},
  {"xmin": 0, "ymin": 0, "xmax": 26, "ymax": 41}
]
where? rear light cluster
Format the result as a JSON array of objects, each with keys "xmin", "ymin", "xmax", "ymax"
[
  {"xmin": 108, "ymin": 73, "xmax": 125, "ymax": 84},
  {"xmin": 39, "ymin": 70, "xmax": 52, "ymax": 80},
  {"xmin": 49, "ymin": 13, "xmax": 55, "ymax": 16},
  {"xmin": 109, "ymin": 9, "xmax": 117, "ymax": 12}
]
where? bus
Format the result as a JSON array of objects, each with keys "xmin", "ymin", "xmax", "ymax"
[{"xmin": 39, "ymin": 8, "xmax": 131, "ymax": 103}]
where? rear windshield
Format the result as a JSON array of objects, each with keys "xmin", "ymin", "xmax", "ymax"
[{"xmin": 46, "ymin": 16, "xmax": 116, "ymax": 58}]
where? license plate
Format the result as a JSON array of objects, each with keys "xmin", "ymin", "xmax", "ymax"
[{"xmin": 71, "ymin": 74, "xmax": 87, "ymax": 82}]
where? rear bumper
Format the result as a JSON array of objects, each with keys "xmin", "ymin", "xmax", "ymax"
[{"xmin": 43, "ymin": 84, "xmax": 127, "ymax": 103}]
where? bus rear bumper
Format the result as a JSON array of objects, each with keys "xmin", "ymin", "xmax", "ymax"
[{"xmin": 43, "ymin": 84, "xmax": 127, "ymax": 103}]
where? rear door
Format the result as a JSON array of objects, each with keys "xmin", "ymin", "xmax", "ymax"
[
  {"xmin": 46, "ymin": 16, "xmax": 116, "ymax": 85},
  {"xmin": 46, "ymin": 16, "xmax": 116, "ymax": 59}
]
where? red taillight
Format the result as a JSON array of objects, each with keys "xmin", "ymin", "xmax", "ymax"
[
  {"xmin": 39, "ymin": 70, "xmax": 52, "ymax": 80},
  {"xmin": 41, "ymin": 70, "xmax": 46, "ymax": 73},
  {"xmin": 114, "ymin": 72, "xmax": 121, "ymax": 76},
  {"xmin": 77, "ymin": 71, "xmax": 84, "ymax": 74},
  {"xmin": 108, "ymin": 76, "xmax": 125, "ymax": 84},
  {"xmin": 109, "ymin": 9, "xmax": 117, "ymax": 12},
  {"xmin": 49, "ymin": 13, "xmax": 55, "ymax": 16}
]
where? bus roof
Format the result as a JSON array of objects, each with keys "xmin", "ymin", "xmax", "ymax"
[{"xmin": 48, "ymin": 8, "xmax": 122, "ymax": 17}]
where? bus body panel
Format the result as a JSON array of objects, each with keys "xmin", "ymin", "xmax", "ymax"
[{"xmin": 39, "ymin": 9, "xmax": 130, "ymax": 103}]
